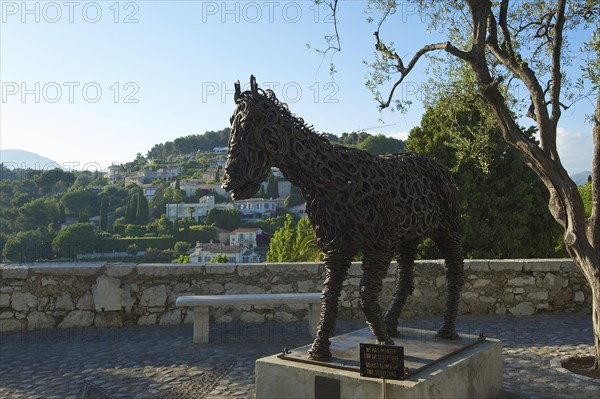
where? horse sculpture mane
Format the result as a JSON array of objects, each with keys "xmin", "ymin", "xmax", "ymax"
[{"xmin": 223, "ymin": 76, "xmax": 465, "ymax": 360}]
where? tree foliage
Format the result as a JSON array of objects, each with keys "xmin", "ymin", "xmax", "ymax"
[
  {"xmin": 174, "ymin": 241, "xmax": 191, "ymax": 256},
  {"xmin": 125, "ymin": 193, "xmax": 138, "ymax": 224},
  {"xmin": 188, "ymin": 225, "xmax": 217, "ymax": 243},
  {"xmin": 14, "ymin": 197, "xmax": 60, "ymax": 232},
  {"xmin": 51, "ymin": 223, "xmax": 98, "ymax": 259},
  {"xmin": 60, "ymin": 189, "xmax": 98, "ymax": 217},
  {"xmin": 266, "ymin": 215, "xmax": 320, "ymax": 262},
  {"xmin": 357, "ymin": 134, "xmax": 405, "ymax": 155},
  {"xmin": 284, "ymin": 184, "xmax": 304, "ymax": 208},
  {"xmin": 145, "ymin": 128, "xmax": 231, "ymax": 160},
  {"xmin": 266, "ymin": 214, "xmax": 296, "ymax": 262},
  {"xmin": 2, "ymin": 228, "xmax": 55, "ymax": 262},
  {"xmin": 135, "ymin": 188, "xmax": 150, "ymax": 225},
  {"xmin": 206, "ymin": 208, "xmax": 242, "ymax": 231},
  {"xmin": 407, "ymin": 94, "xmax": 563, "ymax": 258},
  {"xmin": 149, "ymin": 185, "xmax": 172, "ymax": 219},
  {"xmin": 265, "ymin": 174, "xmax": 279, "ymax": 199},
  {"xmin": 99, "ymin": 194, "xmax": 109, "ymax": 231},
  {"xmin": 322, "ymin": 0, "xmax": 599, "ymax": 367},
  {"xmin": 210, "ymin": 254, "xmax": 229, "ymax": 263}
]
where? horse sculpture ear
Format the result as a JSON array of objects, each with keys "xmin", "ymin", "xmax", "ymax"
[
  {"xmin": 250, "ymin": 75, "xmax": 257, "ymax": 94},
  {"xmin": 234, "ymin": 80, "xmax": 241, "ymax": 102}
]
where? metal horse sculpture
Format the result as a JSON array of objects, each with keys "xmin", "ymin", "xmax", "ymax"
[{"xmin": 222, "ymin": 76, "xmax": 465, "ymax": 360}]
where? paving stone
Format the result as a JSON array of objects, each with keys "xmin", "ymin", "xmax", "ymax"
[{"xmin": 1, "ymin": 314, "xmax": 600, "ymax": 398}]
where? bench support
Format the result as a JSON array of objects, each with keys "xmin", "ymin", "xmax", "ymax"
[
  {"xmin": 193, "ymin": 306, "xmax": 210, "ymax": 344},
  {"xmin": 190, "ymin": 304, "xmax": 321, "ymax": 343}
]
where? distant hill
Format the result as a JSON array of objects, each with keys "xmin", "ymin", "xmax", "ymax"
[
  {"xmin": 0, "ymin": 149, "xmax": 63, "ymax": 170},
  {"xmin": 571, "ymin": 171, "xmax": 592, "ymax": 186}
]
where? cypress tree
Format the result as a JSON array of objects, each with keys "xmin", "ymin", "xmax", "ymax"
[
  {"xmin": 99, "ymin": 194, "xmax": 108, "ymax": 231},
  {"xmin": 135, "ymin": 188, "xmax": 149, "ymax": 225},
  {"xmin": 266, "ymin": 174, "xmax": 279, "ymax": 199},
  {"xmin": 59, "ymin": 205, "xmax": 66, "ymax": 224},
  {"xmin": 125, "ymin": 194, "xmax": 137, "ymax": 224}
]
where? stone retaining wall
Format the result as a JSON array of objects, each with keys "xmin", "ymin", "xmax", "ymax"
[{"xmin": 0, "ymin": 259, "xmax": 591, "ymax": 332}]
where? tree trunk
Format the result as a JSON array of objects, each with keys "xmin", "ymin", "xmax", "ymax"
[
  {"xmin": 592, "ymin": 278, "xmax": 600, "ymax": 368},
  {"xmin": 368, "ymin": 0, "xmax": 600, "ymax": 368},
  {"xmin": 476, "ymin": 79, "xmax": 600, "ymax": 370}
]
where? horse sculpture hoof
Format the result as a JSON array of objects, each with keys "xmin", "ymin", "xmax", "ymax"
[
  {"xmin": 386, "ymin": 328, "xmax": 401, "ymax": 338},
  {"xmin": 307, "ymin": 349, "xmax": 332, "ymax": 361},
  {"xmin": 384, "ymin": 321, "xmax": 400, "ymax": 337},
  {"xmin": 436, "ymin": 329, "xmax": 460, "ymax": 340}
]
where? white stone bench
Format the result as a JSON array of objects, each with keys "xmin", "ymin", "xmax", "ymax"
[{"xmin": 176, "ymin": 293, "xmax": 322, "ymax": 344}]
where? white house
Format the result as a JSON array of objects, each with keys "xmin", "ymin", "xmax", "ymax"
[
  {"xmin": 170, "ymin": 180, "xmax": 228, "ymax": 197},
  {"xmin": 288, "ymin": 202, "xmax": 307, "ymax": 218},
  {"xmin": 188, "ymin": 243, "xmax": 259, "ymax": 264},
  {"xmin": 229, "ymin": 228, "xmax": 263, "ymax": 248},
  {"xmin": 106, "ymin": 165, "xmax": 124, "ymax": 184},
  {"xmin": 209, "ymin": 159, "xmax": 226, "ymax": 168},
  {"xmin": 143, "ymin": 185, "xmax": 159, "ymax": 201},
  {"xmin": 166, "ymin": 196, "xmax": 233, "ymax": 222},
  {"xmin": 152, "ymin": 167, "xmax": 182, "ymax": 181},
  {"xmin": 234, "ymin": 198, "xmax": 277, "ymax": 221}
]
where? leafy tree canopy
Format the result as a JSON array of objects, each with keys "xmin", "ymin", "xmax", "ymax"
[
  {"xmin": 145, "ymin": 128, "xmax": 231, "ymax": 160},
  {"xmin": 14, "ymin": 197, "xmax": 60, "ymax": 232},
  {"xmin": 51, "ymin": 223, "xmax": 98, "ymax": 258},
  {"xmin": 206, "ymin": 208, "xmax": 242, "ymax": 231},
  {"xmin": 266, "ymin": 215, "xmax": 320, "ymax": 262}
]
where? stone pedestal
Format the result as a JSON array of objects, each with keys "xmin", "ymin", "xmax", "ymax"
[{"xmin": 256, "ymin": 327, "xmax": 503, "ymax": 399}]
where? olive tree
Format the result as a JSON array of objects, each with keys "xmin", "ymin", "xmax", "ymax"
[{"xmin": 321, "ymin": 0, "xmax": 599, "ymax": 368}]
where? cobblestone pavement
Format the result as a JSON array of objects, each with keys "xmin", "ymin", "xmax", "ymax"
[{"xmin": 1, "ymin": 314, "xmax": 599, "ymax": 398}]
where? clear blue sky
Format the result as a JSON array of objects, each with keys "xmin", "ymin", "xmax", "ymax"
[{"xmin": 0, "ymin": 0, "xmax": 595, "ymax": 175}]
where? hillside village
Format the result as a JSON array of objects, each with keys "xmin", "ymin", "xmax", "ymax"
[
  {"xmin": 0, "ymin": 126, "xmax": 590, "ymax": 265},
  {"xmin": 100, "ymin": 148, "xmax": 306, "ymax": 263},
  {"xmin": 0, "ymin": 128, "xmax": 328, "ymax": 264}
]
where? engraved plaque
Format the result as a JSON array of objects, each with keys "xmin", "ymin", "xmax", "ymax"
[{"xmin": 359, "ymin": 343, "xmax": 405, "ymax": 380}]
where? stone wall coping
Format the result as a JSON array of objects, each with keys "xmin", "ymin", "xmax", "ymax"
[
  {"xmin": 0, "ymin": 259, "xmax": 579, "ymax": 277},
  {"xmin": 28, "ymin": 262, "xmax": 105, "ymax": 276},
  {"xmin": 136, "ymin": 264, "xmax": 206, "ymax": 276}
]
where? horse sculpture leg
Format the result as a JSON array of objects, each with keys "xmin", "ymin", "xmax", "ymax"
[
  {"xmin": 384, "ymin": 242, "xmax": 418, "ymax": 337},
  {"xmin": 360, "ymin": 253, "xmax": 394, "ymax": 345},
  {"xmin": 307, "ymin": 253, "xmax": 351, "ymax": 360},
  {"xmin": 436, "ymin": 235, "xmax": 465, "ymax": 339}
]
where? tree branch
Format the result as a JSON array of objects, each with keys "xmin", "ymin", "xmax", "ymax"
[
  {"xmin": 373, "ymin": 33, "xmax": 469, "ymax": 110},
  {"xmin": 498, "ymin": 0, "xmax": 515, "ymax": 56},
  {"xmin": 307, "ymin": 0, "xmax": 341, "ymax": 76},
  {"xmin": 467, "ymin": 0, "xmax": 490, "ymax": 57},
  {"xmin": 485, "ymin": 8, "xmax": 557, "ymax": 156},
  {"xmin": 550, "ymin": 0, "xmax": 567, "ymax": 132},
  {"xmin": 590, "ymin": 94, "xmax": 600, "ymax": 251}
]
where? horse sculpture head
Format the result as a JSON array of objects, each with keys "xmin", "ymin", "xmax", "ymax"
[{"xmin": 221, "ymin": 75, "xmax": 283, "ymax": 200}]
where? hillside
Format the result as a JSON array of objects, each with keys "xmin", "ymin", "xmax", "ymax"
[
  {"xmin": 571, "ymin": 171, "xmax": 592, "ymax": 186},
  {"xmin": 0, "ymin": 149, "xmax": 62, "ymax": 169}
]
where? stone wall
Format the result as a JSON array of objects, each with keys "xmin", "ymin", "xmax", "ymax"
[{"xmin": 0, "ymin": 259, "xmax": 591, "ymax": 332}]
